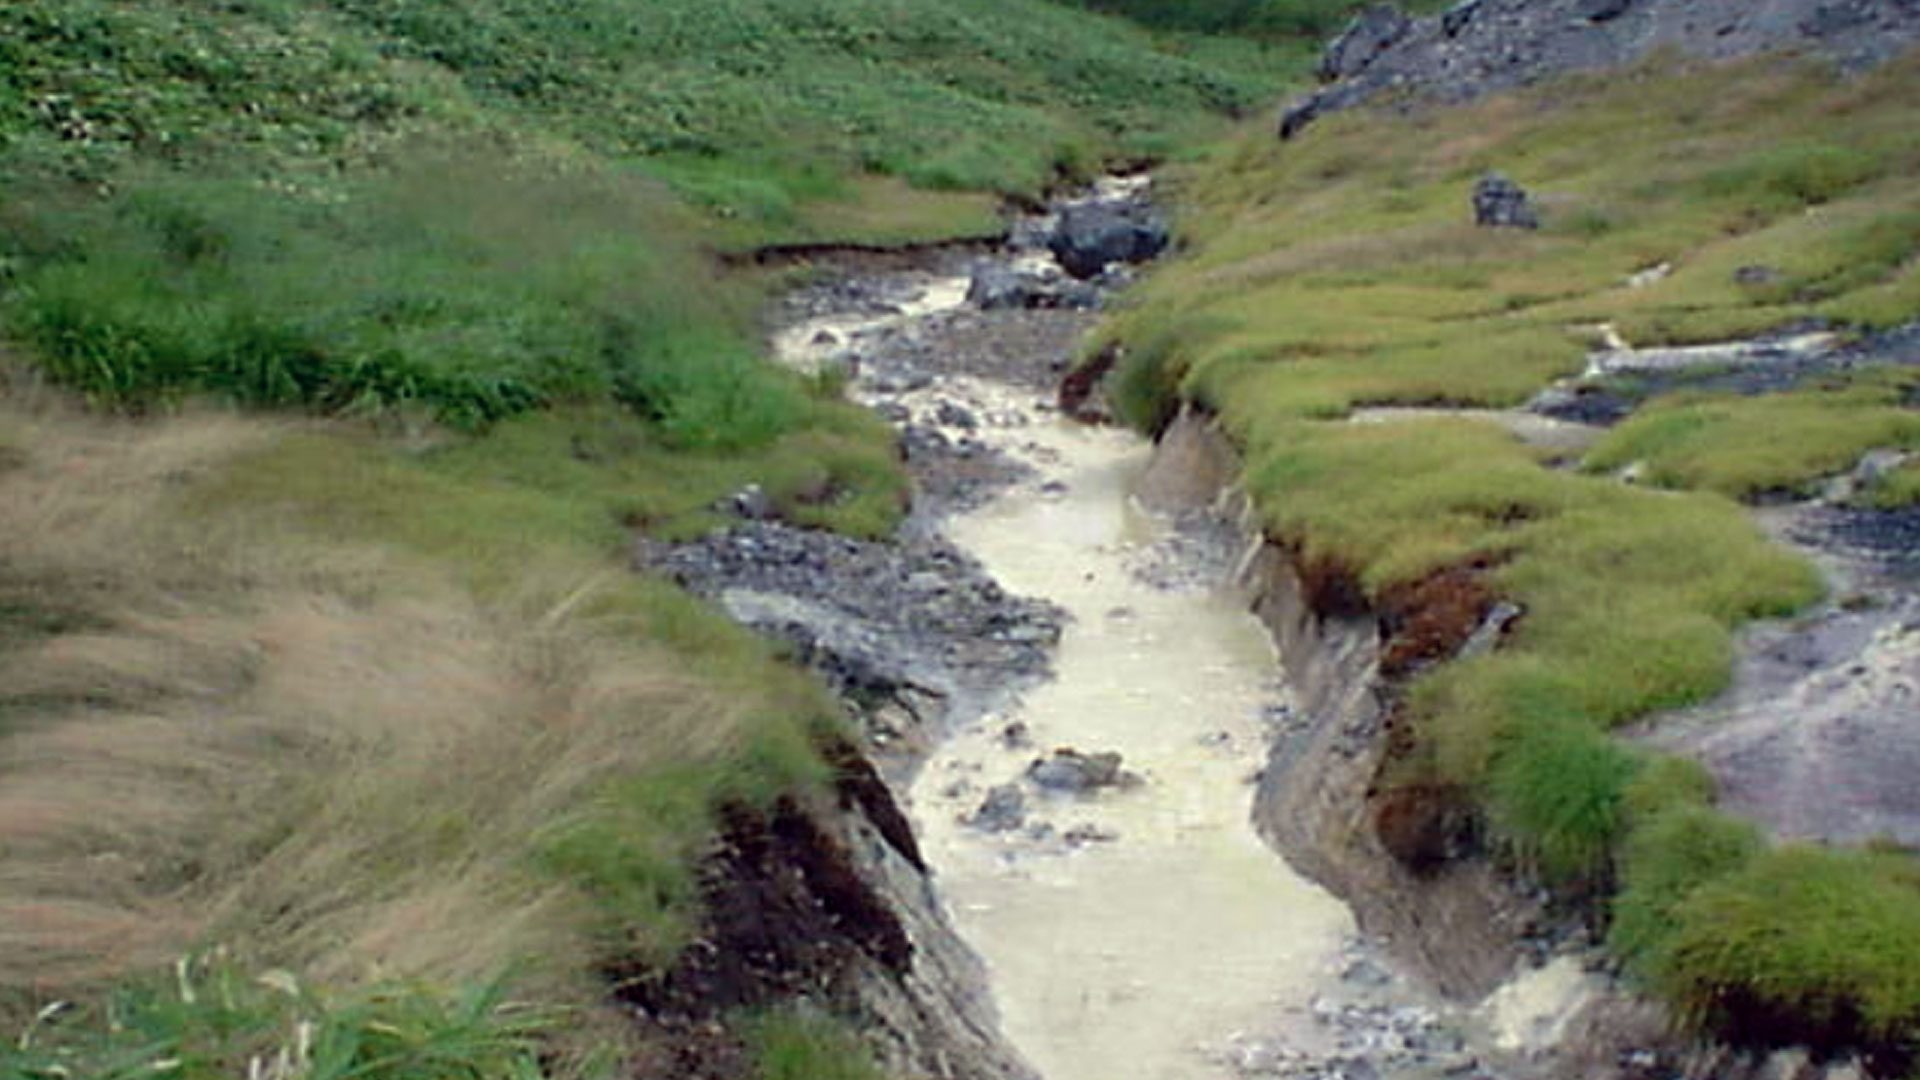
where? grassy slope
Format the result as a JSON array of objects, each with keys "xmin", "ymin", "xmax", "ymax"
[
  {"xmin": 0, "ymin": 0, "xmax": 1305, "ymax": 1075},
  {"xmin": 1102, "ymin": 53, "xmax": 1920, "ymax": 1054},
  {"xmin": 0, "ymin": 0, "xmax": 1288, "ymax": 232}
]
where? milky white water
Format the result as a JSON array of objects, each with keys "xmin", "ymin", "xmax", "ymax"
[{"xmin": 908, "ymin": 413, "xmax": 1356, "ymax": 1080}]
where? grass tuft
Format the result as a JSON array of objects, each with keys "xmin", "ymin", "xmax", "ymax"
[
  {"xmin": 741, "ymin": 1007, "xmax": 885, "ymax": 1080},
  {"xmin": 1, "ymin": 956, "xmax": 552, "ymax": 1080}
]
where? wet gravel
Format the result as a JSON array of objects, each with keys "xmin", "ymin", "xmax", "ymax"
[
  {"xmin": 638, "ymin": 523, "xmax": 1063, "ymax": 716},
  {"xmin": 1531, "ymin": 319, "xmax": 1920, "ymax": 427},
  {"xmin": 1794, "ymin": 503, "xmax": 1920, "ymax": 581}
]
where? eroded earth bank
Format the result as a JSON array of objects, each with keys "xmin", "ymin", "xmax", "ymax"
[{"xmin": 641, "ymin": 185, "xmax": 1642, "ymax": 1080}]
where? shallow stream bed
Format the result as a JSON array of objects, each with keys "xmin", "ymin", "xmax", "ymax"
[{"xmin": 732, "ymin": 193, "xmax": 1614, "ymax": 1079}]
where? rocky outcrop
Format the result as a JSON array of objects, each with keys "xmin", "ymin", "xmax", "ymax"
[
  {"xmin": 1320, "ymin": 3, "xmax": 1415, "ymax": 81},
  {"xmin": 1280, "ymin": 0, "xmax": 1920, "ymax": 139}
]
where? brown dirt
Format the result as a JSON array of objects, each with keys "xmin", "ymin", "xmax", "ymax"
[
  {"xmin": 1376, "ymin": 564, "xmax": 1500, "ymax": 679},
  {"xmin": 615, "ymin": 753, "xmax": 919, "ymax": 1079},
  {"xmin": 1057, "ymin": 342, "xmax": 1117, "ymax": 423}
]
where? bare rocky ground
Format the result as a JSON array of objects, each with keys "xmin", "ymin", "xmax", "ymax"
[
  {"xmin": 1517, "ymin": 322, "xmax": 1920, "ymax": 850},
  {"xmin": 1281, "ymin": 0, "xmax": 1920, "ymax": 140},
  {"xmin": 1641, "ymin": 497, "xmax": 1920, "ymax": 848}
]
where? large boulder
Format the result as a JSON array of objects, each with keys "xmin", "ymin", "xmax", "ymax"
[
  {"xmin": 1047, "ymin": 203, "xmax": 1169, "ymax": 280},
  {"xmin": 1471, "ymin": 172, "xmax": 1540, "ymax": 229},
  {"xmin": 1320, "ymin": 4, "xmax": 1413, "ymax": 82}
]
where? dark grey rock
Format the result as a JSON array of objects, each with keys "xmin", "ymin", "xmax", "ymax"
[
  {"xmin": 1048, "ymin": 203, "xmax": 1169, "ymax": 279},
  {"xmin": 1472, "ymin": 173, "xmax": 1540, "ymax": 229},
  {"xmin": 1321, "ymin": 4, "xmax": 1414, "ymax": 82},
  {"xmin": 1027, "ymin": 748, "xmax": 1136, "ymax": 792},
  {"xmin": 1734, "ymin": 264, "xmax": 1784, "ymax": 286},
  {"xmin": 1577, "ymin": 0, "xmax": 1633, "ymax": 22},
  {"xmin": 934, "ymin": 400, "xmax": 981, "ymax": 430},
  {"xmin": 1275, "ymin": 0, "xmax": 1920, "ymax": 141},
  {"xmin": 966, "ymin": 784, "xmax": 1028, "ymax": 832},
  {"xmin": 966, "ymin": 263, "xmax": 1046, "ymax": 310},
  {"xmin": 1442, "ymin": 0, "xmax": 1482, "ymax": 37},
  {"xmin": 1062, "ymin": 823, "xmax": 1120, "ymax": 846},
  {"xmin": 1800, "ymin": 0, "xmax": 1878, "ymax": 36},
  {"xmin": 636, "ymin": 522, "xmax": 1063, "ymax": 712}
]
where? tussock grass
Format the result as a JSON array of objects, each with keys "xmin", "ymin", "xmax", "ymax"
[
  {"xmin": 1101, "ymin": 51, "xmax": 1920, "ymax": 1049},
  {"xmin": 1656, "ymin": 847, "xmax": 1920, "ymax": 1047},
  {"xmin": 0, "ymin": 395, "xmax": 853, "ymax": 1071},
  {"xmin": 1582, "ymin": 371, "xmax": 1920, "ymax": 500}
]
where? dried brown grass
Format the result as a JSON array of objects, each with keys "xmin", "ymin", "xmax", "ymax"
[{"xmin": 0, "ymin": 393, "xmax": 759, "ymax": 1021}]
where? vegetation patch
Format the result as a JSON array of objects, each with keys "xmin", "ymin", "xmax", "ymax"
[
  {"xmin": 4, "ymin": 958, "xmax": 551, "ymax": 1080},
  {"xmin": 1100, "ymin": 52, "xmax": 1920, "ymax": 1052},
  {"xmin": 0, "ymin": 394, "xmax": 872, "ymax": 1073},
  {"xmin": 1582, "ymin": 371, "xmax": 1920, "ymax": 500}
]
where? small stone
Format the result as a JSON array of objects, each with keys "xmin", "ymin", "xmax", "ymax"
[
  {"xmin": 719, "ymin": 484, "xmax": 774, "ymax": 520},
  {"xmin": 1340, "ymin": 956, "xmax": 1393, "ymax": 988},
  {"xmin": 1063, "ymin": 823, "xmax": 1120, "ymax": 846},
  {"xmin": 934, "ymin": 400, "xmax": 980, "ymax": 430},
  {"xmin": 905, "ymin": 571, "xmax": 947, "ymax": 593},
  {"xmin": 1027, "ymin": 748, "xmax": 1137, "ymax": 792},
  {"xmin": 966, "ymin": 784, "xmax": 1027, "ymax": 832}
]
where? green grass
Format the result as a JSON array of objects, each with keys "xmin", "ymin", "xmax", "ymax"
[
  {"xmin": 1655, "ymin": 847, "xmax": 1920, "ymax": 1047},
  {"xmin": 0, "ymin": 0, "xmax": 1294, "ymax": 219},
  {"xmin": 1093, "ymin": 51, "xmax": 1920, "ymax": 1052},
  {"xmin": 1057, "ymin": 0, "xmax": 1452, "ymax": 40},
  {"xmin": 1582, "ymin": 372, "xmax": 1920, "ymax": 500},
  {"xmin": 741, "ymin": 1008, "xmax": 885, "ymax": 1080},
  {"xmin": 1, "ymin": 958, "xmax": 551, "ymax": 1080},
  {"xmin": 1, "ymin": 161, "xmax": 803, "ymax": 437}
]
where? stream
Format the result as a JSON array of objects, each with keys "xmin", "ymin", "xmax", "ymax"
[
  {"xmin": 668, "ymin": 171, "xmax": 1920, "ymax": 1080},
  {"xmin": 742, "ymin": 188, "xmax": 1586, "ymax": 1080}
]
